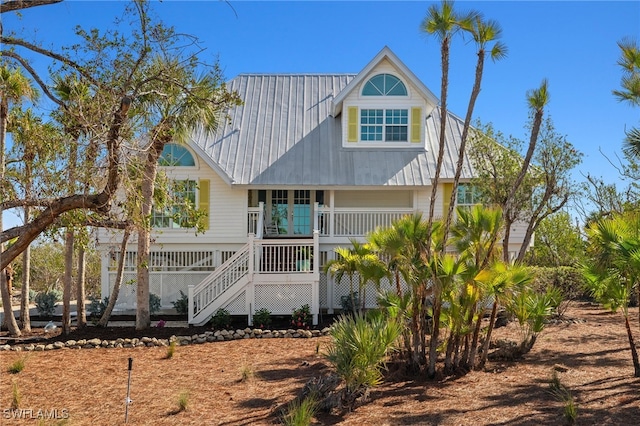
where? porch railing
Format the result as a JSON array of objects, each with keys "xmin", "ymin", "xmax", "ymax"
[
  {"xmin": 315, "ymin": 206, "xmax": 413, "ymax": 237},
  {"xmin": 189, "ymin": 243, "xmax": 250, "ymax": 323}
]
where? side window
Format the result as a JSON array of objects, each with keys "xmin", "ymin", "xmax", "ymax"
[{"xmin": 457, "ymin": 184, "xmax": 483, "ymax": 207}]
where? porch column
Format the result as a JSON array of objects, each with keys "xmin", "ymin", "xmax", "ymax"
[
  {"xmin": 312, "ymin": 229, "xmax": 320, "ymax": 325},
  {"xmin": 187, "ymin": 285, "xmax": 194, "ymax": 324}
]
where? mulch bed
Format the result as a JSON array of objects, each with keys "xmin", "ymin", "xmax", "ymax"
[{"xmin": 0, "ymin": 302, "xmax": 639, "ymax": 425}]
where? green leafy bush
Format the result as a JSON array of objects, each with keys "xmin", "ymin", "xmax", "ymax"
[
  {"xmin": 291, "ymin": 304, "xmax": 312, "ymax": 329},
  {"xmin": 149, "ymin": 293, "xmax": 162, "ymax": 315},
  {"xmin": 88, "ymin": 296, "xmax": 109, "ymax": 319},
  {"xmin": 34, "ymin": 290, "xmax": 62, "ymax": 316},
  {"xmin": 253, "ymin": 308, "xmax": 272, "ymax": 328},
  {"xmin": 172, "ymin": 290, "xmax": 189, "ymax": 315},
  {"xmin": 340, "ymin": 292, "xmax": 360, "ymax": 315},
  {"xmin": 325, "ymin": 311, "xmax": 401, "ymax": 406},
  {"xmin": 209, "ymin": 307, "xmax": 231, "ymax": 329}
]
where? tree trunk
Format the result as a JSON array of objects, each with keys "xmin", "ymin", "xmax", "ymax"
[
  {"xmin": 62, "ymin": 230, "xmax": 74, "ymax": 335},
  {"xmin": 502, "ymin": 216, "xmax": 513, "ymax": 263},
  {"xmin": 427, "ymin": 291, "xmax": 442, "ymax": 378},
  {"xmin": 75, "ymin": 246, "xmax": 86, "ymax": 328},
  {"xmin": 136, "ymin": 227, "xmax": 151, "ymax": 330},
  {"xmin": 136, "ymin": 135, "xmax": 166, "ymax": 330},
  {"xmin": 443, "ymin": 49, "xmax": 486, "ymax": 239},
  {"xmin": 98, "ymin": 228, "xmax": 131, "ymax": 327},
  {"xmin": 19, "ymin": 244, "xmax": 31, "ymax": 332},
  {"xmin": 623, "ymin": 314, "xmax": 640, "ymax": 377},
  {"xmin": 0, "ymin": 269, "xmax": 21, "ymax": 336},
  {"xmin": 477, "ymin": 300, "xmax": 499, "ymax": 370}
]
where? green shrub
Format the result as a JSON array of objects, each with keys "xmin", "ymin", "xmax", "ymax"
[
  {"xmin": 7, "ymin": 356, "xmax": 26, "ymax": 374},
  {"xmin": 530, "ymin": 266, "xmax": 589, "ymax": 301},
  {"xmin": 34, "ymin": 290, "xmax": 62, "ymax": 316},
  {"xmin": 253, "ymin": 308, "xmax": 272, "ymax": 328},
  {"xmin": 209, "ymin": 308, "xmax": 231, "ymax": 329},
  {"xmin": 340, "ymin": 292, "xmax": 360, "ymax": 315},
  {"xmin": 176, "ymin": 390, "xmax": 189, "ymax": 412},
  {"xmin": 172, "ymin": 290, "xmax": 189, "ymax": 315},
  {"xmin": 281, "ymin": 395, "xmax": 318, "ymax": 426},
  {"xmin": 291, "ymin": 304, "xmax": 312, "ymax": 329},
  {"xmin": 88, "ymin": 296, "xmax": 109, "ymax": 319},
  {"xmin": 325, "ymin": 311, "xmax": 401, "ymax": 404},
  {"xmin": 149, "ymin": 293, "xmax": 161, "ymax": 315}
]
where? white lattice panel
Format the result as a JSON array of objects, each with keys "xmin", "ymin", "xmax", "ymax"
[
  {"xmin": 224, "ymin": 291, "xmax": 246, "ymax": 314},
  {"xmin": 331, "ymin": 274, "xmax": 408, "ymax": 311},
  {"xmin": 108, "ymin": 272, "xmax": 209, "ymax": 308},
  {"xmin": 254, "ymin": 283, "xmax": 313, "ymax": 314}
]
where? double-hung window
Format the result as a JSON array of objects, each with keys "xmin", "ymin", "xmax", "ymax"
[
  {"xmin": 151, "ymin": 180, "xmax": 197, "ymax": 229},
  {"xmin": 360, "ymin": 109, "xmax": 408, "ymax": 142},
  {"xmin": 457, "ymin": 184, "xmax": 483, "ymax": 208}
]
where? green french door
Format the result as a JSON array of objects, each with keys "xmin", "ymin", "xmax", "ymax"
[{"xmin": 270, "ymin": 190, "xmax": 312, "ymax": 236}]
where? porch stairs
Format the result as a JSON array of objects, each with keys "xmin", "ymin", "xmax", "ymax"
[{"xmin": 188, "ymin": 243, "xmax": 251, "ymax": 326}]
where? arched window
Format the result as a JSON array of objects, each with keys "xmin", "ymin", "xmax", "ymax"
[
  {"xmin": 158, "ymin": 143, "xmax": 195, "ymax": 167},
  {"xmin": 362, "ymin": 74, "xmax": 407, "ymax": 96}
]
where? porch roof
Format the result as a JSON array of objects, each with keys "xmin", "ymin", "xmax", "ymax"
[{"xmin": 189, "ymin": 74, "xmax": 475, "ymax": 187}]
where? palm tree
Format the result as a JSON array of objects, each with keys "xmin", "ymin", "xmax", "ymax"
[
  {"xmin": 502, "ymin": 79, "xmax": 550, "ymax": 261},
  {"xmin": 450, "ymin": 205, "xmax": 504, "ymax": 368},
  {"xmin": 582, "ymin": 212, "xmax": 640, "ymax": 377},
  {"xmin": 134, "ymin": 56, "xmax": 241, "ymax": 329},
  {"xmin": 0, "ymin": 65, "xmax": 38, "ymax": 337},
  {"xmin": 443, "ymin": 16, "xmax": 506, "ymax": 238},
  {"xmin": 476, "ymin": 260, "xmax": 533, "ymax": 369},
  {"xmin": 6, "ymin": 109, "xmax": 57, "ymax": 332},
  {"xmin": 612, "ymin": 38, "xmax": 640, "ymax": 159},
  {"xmin": 324, "ymin": 239, "xmax": 372, "ymax": 315},
  {"xmin": 420, "ymin": 1, "xmax": 474, "ymax": 231}
]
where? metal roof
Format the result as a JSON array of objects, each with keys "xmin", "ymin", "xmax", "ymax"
[{"xmin": 190, "ymin": 73, "xmax": 475, "ymax": 187}]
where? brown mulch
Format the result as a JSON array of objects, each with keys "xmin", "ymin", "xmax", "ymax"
[{"xmin": 1, "ymin": 302, "xmax": 639, "ymax": 425}]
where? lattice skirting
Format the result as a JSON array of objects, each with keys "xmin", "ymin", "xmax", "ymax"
[{"xmin": 254, "ymin": 283, "xmax": 313, "ymax": 315}]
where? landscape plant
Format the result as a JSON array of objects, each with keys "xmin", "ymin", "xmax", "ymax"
[
  {"xmin": 324, "ymin": 310, "xmax": 401, "ymax": 408},
  {"xmin": 171, "ymin": 290, "xmax": 189, "ymax": 315},
  {"xmin": 548, "ymin": 371, "xmax": 578, "ymax": 425},
  {"xmin": 281, "ymin": 395, "xmax": 318, "ymax": 426},
  {"xmin": 582, "ymin": 211, "xmax": 640, "ymax": 377},
  {"xmin": 291, "ymin": 304, "xmax": 312, "ymax": 329},
  {"xmin": 34, "ymin": 289, "xmax": 62, "ymax": 316},
  {"xmin": 253, "ymin": 308, "xmax": 272, "ymax": 328},
  {"xmin": 7, "ymin": 356, "xmax": 27, "ymax": 374},
  {"xmin": 176, "ymin": 390, "xmax": 189, "ymax": 412},
  {"xmin": 209, "ymin": 307, "xmax": 231, "ymax": 330}
]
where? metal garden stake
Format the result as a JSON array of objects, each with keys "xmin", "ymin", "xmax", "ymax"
[{"xmin": 125, "ymin": 357, "xmax": 133, "ymax": 423}]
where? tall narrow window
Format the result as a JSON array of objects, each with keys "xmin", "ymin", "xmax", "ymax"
[{"xmin": 151, "ymin": 180, "xmax": 198, "ymax": 228}]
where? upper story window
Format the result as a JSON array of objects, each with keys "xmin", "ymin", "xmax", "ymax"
[
  {"xmin": 457, "ymin": 184, "xmax": 483, "ymax": 207},
  {"xmin": 361, "ymin": 109, "xmax": 408, "ymax": 142},
  {"xmin": 151, "ymin": 180, "xmax": 197, "ymax": 229},
  {"xmin": 345, "ymin": 73, "xmax": 422, "ymax": 145},
  {"xmin": 362, "ymin": 74, "xmax": 407, "ymax": 96},
  {"xmin": 159, "ymin": 143, "xmax": 195, "ymax": 167}
]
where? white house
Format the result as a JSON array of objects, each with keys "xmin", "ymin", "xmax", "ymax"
[{"xmin": 97, "ymin": 47, "xmax": 530, "ymax": 326}]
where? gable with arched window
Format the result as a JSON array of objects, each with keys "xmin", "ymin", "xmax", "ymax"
[
  {"xmin": 152, "ymin": 143, "xmax": 209, "ymax": 230},
  {"xmin": 345, "ymin": 73, "xmax": 423, "ymax": 146}
]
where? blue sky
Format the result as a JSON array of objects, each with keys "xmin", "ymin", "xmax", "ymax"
[{"xmin": 3, "ymin": 1, "xmax": 640, "ymax": 228}]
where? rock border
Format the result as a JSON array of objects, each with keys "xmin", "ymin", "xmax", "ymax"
[{"xmin": 0, "ymin": 327, "xmax": 332, "ymax": 352}]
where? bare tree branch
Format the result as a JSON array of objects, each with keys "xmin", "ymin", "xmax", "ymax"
[
  {"xmin": 0, "ymin": 51, "xmax": 63, "ymax": 106},
  {"xmin": 1, "ymin": 36, "xmax": 104, "ymax": 89},
  {"xmin": 0, "ymin": 0, "xmax": 62, "ymax": 14}
]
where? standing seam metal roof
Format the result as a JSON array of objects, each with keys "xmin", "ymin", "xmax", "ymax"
[{"xmin": 191, "ymin": 74, "xmax": 475, "ymax": 187}]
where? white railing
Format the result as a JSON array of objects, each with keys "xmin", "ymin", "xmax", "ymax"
[
  {"xmin": 189, "ymin": 243, "xmax": 250, "ymax": 322},
  {"xmin": 248, "ymin": 207, "xmax": 260, "ymax": 236},
  {"xmin": 324, "ymin": 208, "xmax": 414, "ymax": 237},
  {"xmin": 254, "ymin": 239, "xmax": 315, "ymax": 273}
]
